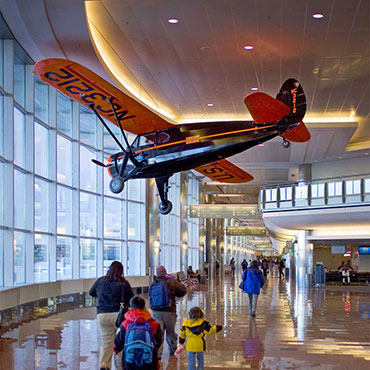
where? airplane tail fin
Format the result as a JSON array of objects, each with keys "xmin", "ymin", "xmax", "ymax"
[{"xmin": 276, "ymin": 78, "xmax": 306, "ymax": 125}]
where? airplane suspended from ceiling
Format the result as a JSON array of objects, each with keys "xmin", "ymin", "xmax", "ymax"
[{"xmin": 34, "ymin": 59, "xmax": 310, "ymax": 215}]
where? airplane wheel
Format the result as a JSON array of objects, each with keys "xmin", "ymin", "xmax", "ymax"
[
  {"xmin": 109, "ymin": 177, "xmax": 125, "ymax": 194},
  {"xmin": 282, "ymin": 139, "xmax": 291, "ymax": 148},
  {"xmin": 158, "ymin": 201, "xmax": 173, "ymax": 215}
]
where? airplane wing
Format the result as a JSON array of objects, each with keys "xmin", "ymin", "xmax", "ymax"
[
  {"xmin": 244, "ymin": 92, "xmax": 290, "ymax": 124},
  {"xmin": 33, "ymin": 59, "xmax": 174, "ymax": 135},
  {"xmin": 195, "ymin": 159, "xmax": 253, "ymax": 183},
  {"xmin": 281, "ymin": 121, "xmax": 311, "ymax": 142}
]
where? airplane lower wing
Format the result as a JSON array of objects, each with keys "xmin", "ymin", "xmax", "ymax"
[
  {"xmin": 244, "ymin": 92, "xmax": 290, "ymax": 124},
  {"xmin": 34, "ymin": 59, "xmax": 174, "ymax": 135},
  {"xmin": 281, "ymin": 121, "xmax": 311, "ymax": 142},
  {"xmin": 195, "ymin": 159, "xmax": 253, "ymax": 183}
]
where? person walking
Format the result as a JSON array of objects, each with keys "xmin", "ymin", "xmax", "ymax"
[
  {"xmin": 149, "ymin": 265, "xmax": 187, "ymax": 358},
  {"xmin": 230, "ymin": 258, "xmax": 236, "ymax": 277},
  {"xmin": 261, "ymin": 259, "xmax": 268, "ymax": 278},
  {"xmin": 113, "ymin": 296, "xmax": 163, "ymax": 370},
  {"xmin": 89, "ymin": 261, "xmax": 134, "ymax": 370},
  {"xmin": 278, "ymin": 259, "xmax": 285, "ymax": 279},
  {"xmin": 241, "ymin": 259, "xmax": 248, "ymax": 271},
  {"xmin": 241, "ymin": 260, "xmax": 264, "ymax": 317},
  {"xmin": 175, "ymin": 306, "xmax": 222, "ymax": 370}
]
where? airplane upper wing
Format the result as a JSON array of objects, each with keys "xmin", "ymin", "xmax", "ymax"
[
  {"xmin": 34, "ymin": 59, "xmax": 174, "ymax": 135},
  {"xmin": 195, "ymin": 159, "xmax": 253, "ymax": 183},
  {"xmin": 244, "ymin": 92, "xmax": 290, "ymax": 123}
]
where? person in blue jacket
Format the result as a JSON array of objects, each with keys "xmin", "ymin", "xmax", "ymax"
[{"xmin": 241, "ymin": 260, "xmax": 265, "ymax": 317}]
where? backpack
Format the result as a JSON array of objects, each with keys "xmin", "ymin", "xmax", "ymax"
[
  {"xmin": 148, "ymin": 281, "xmax": 171, "ymax": 310},
  {"xmin": 124, "ymin": 318, "xmax": 156, "ymax": 367}
]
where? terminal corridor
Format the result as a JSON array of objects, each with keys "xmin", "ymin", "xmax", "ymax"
[{"xmin": 1, "ymin": 275, "xmax": 369, "ymax": 370}]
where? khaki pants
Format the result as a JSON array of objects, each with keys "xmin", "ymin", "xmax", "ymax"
[
  {"xmin": 97, "ymin": 312, "xmax": 122, "ymax": 370},
  {"xmin": 152, "ymin": 310, "xmax": 177, "ymax": 357}
]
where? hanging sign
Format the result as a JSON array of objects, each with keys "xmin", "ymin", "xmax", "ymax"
[
  {"xmin": 226, "ymin": 227, "xmax": 267, "ymax": 236},
  {"xmin": 189, "ymin": 204, "xmax": 259, "ymax": 219}
]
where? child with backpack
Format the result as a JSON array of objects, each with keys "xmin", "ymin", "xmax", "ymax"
[
  {"xmin": 113, "ymin": 296, "xmax": 163, "ymax": 370},
  {"xmin": 175, "ymin": 306, "xmax": 222, "ymax": 370}
]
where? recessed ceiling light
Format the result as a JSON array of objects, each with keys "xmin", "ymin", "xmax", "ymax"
[
  {"xmin": 168, "ymin": 18, "xmax": 179, "ymax": 24},
  {"xmin": 243, "ymin": 45, "xmax": 254, "ymax": 50},
  {"xmin": 312, "ymin": 13, "xmax": 324, "ymax": 19},
  {"xmin": 338, "ymin": 156, "xmax": 342, "ymax": 159},
  {"xmin": 207, "ymin": 103, "xmax": 214, "ymax": 107},
  {"xmin": 251, "ymin": 87, "xmax": 259, "ymax": 91},
  {"xmin": 257, "ymin": 144, "xmax": 264, "ymax": 147}
]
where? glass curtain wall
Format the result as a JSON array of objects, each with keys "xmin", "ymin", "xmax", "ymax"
[
  {"xmin": 160, "ymin": 174, "xmax": 181, "ymax": 273},
  {"xmin": 0, "ymin": 25, "xmax": 146, "ymax": 289}
]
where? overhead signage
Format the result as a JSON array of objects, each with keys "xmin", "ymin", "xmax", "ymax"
[
  {"xmin": 249, "ymin": 239, "xmax": 270, "ymax": 244},
  {"xmin": 189, "ymin": 205, "xmax": 259, "ymax": 219},
  {"xmin": 226, "ymin": 227, "xmax": 267, "ymax": 236},
  {"xmin": 286, "ymin": 241, "xmax": 294, "ymax": 250}
]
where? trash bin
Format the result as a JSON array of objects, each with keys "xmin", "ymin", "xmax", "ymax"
[{"xmin": 315, "ymin": 262, "xmax": 325, "ymax": 287}]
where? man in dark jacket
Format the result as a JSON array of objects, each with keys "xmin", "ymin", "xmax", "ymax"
[
  {"xmin": 114, "ymin": 296, "xmax": 163, "ymax": 369},
  {"xmin": 150, "ymin": 265, "xmax": 187, "ymax": 358}
]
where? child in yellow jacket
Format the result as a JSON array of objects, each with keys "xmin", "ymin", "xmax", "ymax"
[{"xmin": 175, "ymin": 306, "xmax": 222, "ymax": 370}]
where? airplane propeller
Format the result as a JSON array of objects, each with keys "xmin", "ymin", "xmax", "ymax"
[{"xmin": 91, "ymin": 159, "xmax": 107, "ymax": 167}]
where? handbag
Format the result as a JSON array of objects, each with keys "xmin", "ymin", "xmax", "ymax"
[
  {"xmin": 115, "ymin": 281, "xmax": 129, "ymax": 327},
  {"xmin": 115, "ymin": 302, "xmax": 129, "ymax": 327}
]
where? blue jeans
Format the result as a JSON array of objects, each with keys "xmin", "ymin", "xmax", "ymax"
[{"xmin": 188, "ymin": 352, "xmax": 204, "ymax": 370}]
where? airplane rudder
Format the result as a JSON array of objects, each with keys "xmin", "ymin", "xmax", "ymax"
[{"xmin": 276, "ymin": 78, "xmax": 306, "ymax": 124}]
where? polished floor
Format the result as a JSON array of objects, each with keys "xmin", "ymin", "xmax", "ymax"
[{"xmin": 0, "ymin": 273, "xmax": 369, "ymax": 370}]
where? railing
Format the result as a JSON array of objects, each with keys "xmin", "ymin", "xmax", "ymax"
[{"xmin": 259, "ymin": 174, "xmax": 370, "ymax": 211}]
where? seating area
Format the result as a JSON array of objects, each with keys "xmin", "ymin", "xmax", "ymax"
[{"xmin": 325, "ymin": 271, "xmax": 370, "ymax": 283}]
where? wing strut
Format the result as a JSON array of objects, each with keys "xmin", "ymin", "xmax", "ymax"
[
  {"xmin": 107, "ymin": 97, "xmax": 140, "ymax": 167},
  {"xmin": 88, "ymin": 102, "xmax": 126, "ymax": 153}
]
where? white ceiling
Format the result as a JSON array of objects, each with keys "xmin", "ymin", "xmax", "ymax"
[{"xmin": 1, "ymin": 0, "xmax": 369, "ymax": 193}]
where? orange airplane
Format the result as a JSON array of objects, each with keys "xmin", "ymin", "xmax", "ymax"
[{"xmin": 34, "ymin": 59, "xmax": 310, "ymax": 215}]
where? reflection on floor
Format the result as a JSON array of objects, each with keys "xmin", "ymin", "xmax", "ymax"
[{"xmin": 0, "ymin": 275, "xmax": 369, "ymax": 369}]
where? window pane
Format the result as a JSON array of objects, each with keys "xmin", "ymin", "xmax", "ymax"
[
  {"xmin": 34, "ymin": 77, "xmax": 49, "ymax": 123},
  {"xmin": 80, "ymin": 192, "xmax": 97, "ymax": 237},
  {"xmin": 57, "ymin": 135, "xmax": 72, "ymax": 185},
  {"xmin": 0, "ymin": 93, "xmax": 3, "ymax": 156},
  {"xmin": 14, "ymin": 107, "xmax": 25, "ymax": 167},
  {"xmin": 57, "ymin": 237, "xmax": 72, "ymax": 280},
  {"xmin": 14, "ymin": 231, "xmax": 26, "ymax": 285},
  {"xmin": 35, "ymin": 122, "xmax": 49, "ymax": 177},
  {"xmin": 128, "ymin": 202, "xmax": 140, "ymax": 240},
  {"xmin": 0, "ymin": 229, "xmax": 3, "ymax": 287},
  {"xmin": 128, "ymin": 179, "xmax": 142, "ymax": 201},
  {"xmin": 80, "ymin": 106, "xmax": 97, "ymax": 147},
  {"xmin": 0, "ymin": 161, "xmax": 3, "ymax": 226},
  {"xmin": 104, "ymin": 241, "xmax": 121, "ymax": 273},
  {"xmin": 14, "ymin": 55, "xmax": 25, "ymax": 106},
  {"xmin": 35, "ymin": 178, "xmax": 49, "ymax": 232},
  {"xmin": 80, "ymin": 239, "xmax": 96, "ymax": 278},
  {"xmin": 34, "ymin": 234, "xmax": 48, "ymax": 283},
  {"xmin": 80, "ymin": 145, "xmax": 97, "ymax": 192},
  {"xmin": 57, "ymin": 186, "xmax": 73, "ymax": 235},
  {"xmin": 104, "ymin": 120, "xmax": 121, "ymax": 152},
  {"xmin": 104, "ymin": 197, "xmax": 122, "ymax": 239},
  {"xmin": 57, "ymin": 92, "xmax": 72, "ymax": 136},
  {"xmin": 0, "ymin": 40, "xmax": 3, "ymax": 87},
  {"xmin": 128, "ymin": 241, "xmax": 142, "ymax": 276},
  {"xmin": 14, "ymin": 169, "xmax": 26, "ymax": 229}
]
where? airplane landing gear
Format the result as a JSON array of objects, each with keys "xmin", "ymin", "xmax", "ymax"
[
  {"xmin": 155, "ymin": 176, "xmax": 173, "ymax": 215},
  {"xmin": 158, "ymin": 201, "xmax": 173, "ymax": 215},
  {"xmin": 110, "ymin": 176, "xmax": 125, "ymax": 193},
  {"xmin": 282, "ymin": 138, "xmax": 290, "ymax": 148}
]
